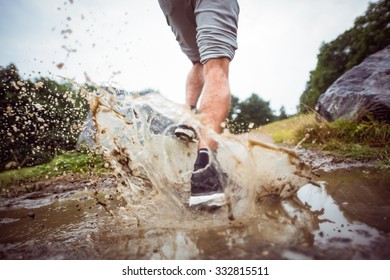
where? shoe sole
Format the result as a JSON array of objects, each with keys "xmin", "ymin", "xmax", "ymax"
[
  {"xmin": 174, "ymin": 127, "xmax": 197, "ymax": 142},
  {"xmin": 189, "ymin": 193, "xmax": 226, "ymax": 208}
]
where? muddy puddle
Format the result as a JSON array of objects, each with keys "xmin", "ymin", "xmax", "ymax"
[
  {"xmin": 0, "ymin": 166, "xmax": 389, "ymax": 260},
  {"xmin": 1, "ymin": 91, "xmax": 389, "ymax": 259}
]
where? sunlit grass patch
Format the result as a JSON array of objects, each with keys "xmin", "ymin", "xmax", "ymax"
[
  {"xmin": 258, "ymin": 113, "xmax": 390, "ymax": 164},
  {"xmin": 255, "ymin": 113, "xmax": 316, "ymax": 145}
]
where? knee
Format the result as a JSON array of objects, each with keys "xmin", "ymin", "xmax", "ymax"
[{"xmin": 203, "ymin": 58, "xmax": 230, "ymax": 80}]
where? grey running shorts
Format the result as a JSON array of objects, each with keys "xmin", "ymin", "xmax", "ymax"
[{"xmin": 158, "ymin": 0, "xmax": 239, "ymax": 64}]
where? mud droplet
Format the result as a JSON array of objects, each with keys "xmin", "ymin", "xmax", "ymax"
[
  {"xmin": 35, "ymin": 81, "xmax": 44, "ymax": 89},
  {"xmin": 27, "ymin": 211, "xmax": 36, "ymax": 219},
  {"xmin": 5, "ymin": 161, "xmax": 18, "ymax": 170},
  {"xmin": 61, "ymin": 29, "xmax": 72, "ymax": 35}
]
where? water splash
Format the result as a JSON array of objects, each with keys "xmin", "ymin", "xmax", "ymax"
[{"xmin": 83, "ymin": 87, "xmax": 313, "ymax": 224}]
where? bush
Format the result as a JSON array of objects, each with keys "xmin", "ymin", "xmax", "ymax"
[{"xmin": 0, "ymin": 64, "xmax": 88, "ymax": 171}]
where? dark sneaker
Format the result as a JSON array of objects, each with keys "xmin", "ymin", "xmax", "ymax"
[
  {"xmin": 189, "ymin": 160, "xmax": 226, "ymax": 208},
  {"xmin": 174, "ymin": 124, "xmax": 198, "ymax": 142}
]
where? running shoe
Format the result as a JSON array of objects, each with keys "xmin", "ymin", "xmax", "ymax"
[{"xmin": 189, "ymin": 160, "xmax": 226, "ymax": 208}]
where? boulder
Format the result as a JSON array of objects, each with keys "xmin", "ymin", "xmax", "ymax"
[{"xmin": 316, "ymin": 44, "xmax": 390, "ymax": 122}]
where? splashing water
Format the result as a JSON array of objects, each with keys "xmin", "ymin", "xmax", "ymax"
[{"xmin": 83, "ymin": 87, "xmax": 313, "ymax": 225}]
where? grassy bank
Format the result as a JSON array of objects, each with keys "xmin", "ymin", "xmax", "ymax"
[
  {"xmin": 0, "ymin": 151, "xmax": 108, "ymax": 188},
  {"xmin": 257, "ymin": 113, "xmax": 390, "ymax": 164}
]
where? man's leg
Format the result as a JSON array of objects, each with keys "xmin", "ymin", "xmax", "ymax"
[
  {"xmin": 189, "ymin": 58, "xmax": 231, "ymax": 208},
  {"xmin": 174, "ymin": 62, "xmax": 204, "ymax": 142},
  {"xmin": 198, "ymin": 58, "xmax": 231, "ymax": 151},
  {"xmin": 189, "ymin": 0, "xmax": 238, "ymax": 208},
  {"xmin": 193, "ymin": 0, "xmax": 238, "ymax": 150},
  {"xmin": 179, "ymin": 58, "xmax": 230, "ymax": 149},
  {"xmin": 159, "ymin": 0, "xmax": 238, "ymax": 208},
  {"xmin": 186, "ymin": 62, "xmax": 204, "ymax": 109}
]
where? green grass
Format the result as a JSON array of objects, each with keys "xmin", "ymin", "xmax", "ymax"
[
  {"xmin": 257, "ymin": 113, "xmax": 390, "ymax": 164},
  {"xmin": 0, "ymin": 150, "xmax": 108, "ymax": 188},
  {"xmin": 256, "ymin": 114, "xmax": 317, "ymax": 146}
]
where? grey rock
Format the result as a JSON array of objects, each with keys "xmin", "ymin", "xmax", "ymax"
[{"xmin": 316, "ymin": 44, "xmax": 390, "ymax": 122}]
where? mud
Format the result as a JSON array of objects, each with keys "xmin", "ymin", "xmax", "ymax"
[{"xmin": 0, "ymin": 164, "xmax": 389, "ymax": 260}]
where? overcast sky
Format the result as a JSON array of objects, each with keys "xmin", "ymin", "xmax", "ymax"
[{"xmin": 0, "ymin": 0, "xmax": 377, "ymax": 114}]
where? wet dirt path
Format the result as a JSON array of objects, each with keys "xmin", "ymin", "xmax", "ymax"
[{"xmin": 1, "ymin": 164, "xmax": 389, "ymax": 260}]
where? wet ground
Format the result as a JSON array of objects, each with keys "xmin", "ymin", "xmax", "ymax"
[{"xmin": 1, "ymin": 162, "xmax": 389, "ymax": 260}]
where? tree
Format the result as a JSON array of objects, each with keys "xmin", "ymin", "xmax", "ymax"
[
  {"xmin": 227, "ymin": 93, "xmax": 276, "ymax": 134},
  {"xmin": 278, "ymin": 106, "xmax": 288, "ymax": 120}
]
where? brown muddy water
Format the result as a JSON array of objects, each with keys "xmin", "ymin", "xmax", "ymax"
[
  {"xmin": 0, "ymin": 165, "xmax": 389, "ymax": 260},
  {"xmin": 1, "ymin": 91, "xmax": 389, "ymax": 259}
]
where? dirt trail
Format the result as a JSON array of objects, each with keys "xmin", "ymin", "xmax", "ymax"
[{"xmin": 1, "ymin": 158, "xmax": 389, "ymax": 260}]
